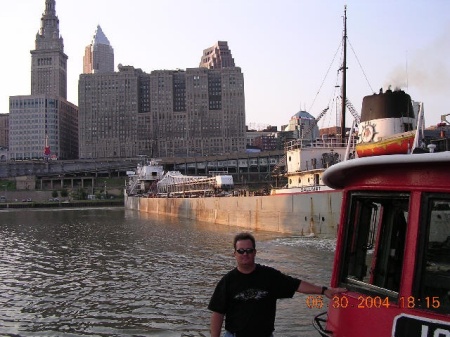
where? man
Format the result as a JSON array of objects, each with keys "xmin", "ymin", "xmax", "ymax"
[{"xmin": 208, "ymin": 232, "xmax": 346, "ymax": 337}]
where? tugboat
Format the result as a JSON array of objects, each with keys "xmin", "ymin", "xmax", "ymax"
[{"xmin": 313, "ymin": 139, "xmax": 450, "ymax": 336}]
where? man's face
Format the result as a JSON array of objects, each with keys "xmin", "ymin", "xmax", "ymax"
[{"xmin": 234, "ymin": 239, "xmax": 256, "ymax": 267}]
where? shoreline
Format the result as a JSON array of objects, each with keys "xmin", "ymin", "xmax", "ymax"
[{"xmin": 0, "ymin": 199, "xmax": 124, "ymax": 209}]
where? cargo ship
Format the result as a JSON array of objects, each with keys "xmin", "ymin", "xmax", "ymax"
[{"xmin": 124, "ymin": 8, "xmax": 430, "ymax": 239}]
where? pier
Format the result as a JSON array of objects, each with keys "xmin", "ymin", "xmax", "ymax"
[{"xmin": 0, "ymin": 150, "xmax": 286, "ymax": 190}]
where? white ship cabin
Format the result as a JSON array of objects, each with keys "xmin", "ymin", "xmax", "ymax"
[
  {"xmin": 126, "ymin": 159, "xmax": 165, "ymax": 195},
  {"xmin": 132, "ymin": 160, "xmax": 165, "ymax": 182},
  {"xmin": 285, "ymin": 146, "xmax": 349, "ymax": 190}
]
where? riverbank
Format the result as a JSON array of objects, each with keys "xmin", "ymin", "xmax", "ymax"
[{"xmin": 0, "ymin": 199, "xmax": 123, "ymax": 209}]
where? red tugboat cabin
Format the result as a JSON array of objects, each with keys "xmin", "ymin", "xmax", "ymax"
[{"xmin": 314, "ymin": 151, "xmax": 450, "ymax": 337}]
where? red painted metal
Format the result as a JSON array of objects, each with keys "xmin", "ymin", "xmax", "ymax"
[
  {"xmin": 314, "ymin": 152, "xmax": 450, "ymax": 337},
  {"xmin": 356, "ymin": 132, "xmax": 415, "ymax": 158}
]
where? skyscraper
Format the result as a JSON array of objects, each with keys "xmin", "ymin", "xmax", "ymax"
[
  {"xmin": 78, "ymin": 65, "xmax": 151, "ymax": 159},
  {"xmin": 83, "ymin": 25, "xmax": 114, "ymax": 74},
  {"xmin": 8, "ymin": 0, "xmax": 78, "ymax": 160},
  {"xmin": 199, "ymin": 41, "xmax": 235, "ymax": 69},
  {"xmin": 149, "ymin": 67, "xmax": 246, "ymax": 158},
  {"xmin": 0, "ymin": 114, "xmax": 8, "ymax": 150},
  {"xmin": 31, "ymin": 0, "xmax": 68, "ymax": 99},
  {"xmin": 79, "ymin": 37, "xmax": 245, "ymax": 159}
]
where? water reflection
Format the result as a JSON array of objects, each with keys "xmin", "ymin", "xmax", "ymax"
[{"xmin": 0, "ymin": 208, "xmax": 334, "ymax": 336}]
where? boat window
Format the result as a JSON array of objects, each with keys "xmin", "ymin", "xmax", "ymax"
[
  {"xmin": 415, "ymin": 194, "xmax": 450, "ymax": 314},
  {"xmin": 340, "ymin": 192, "xmax": 409, "ymax": 299}
]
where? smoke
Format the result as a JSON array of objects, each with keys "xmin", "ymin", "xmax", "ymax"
[
  {"xmin": 385, "ymin": 24, "xmax": 450, "ymax": 94},
  {"xmin": 384, "ymin": 65, "xmax": 407, "ymax": 91}
]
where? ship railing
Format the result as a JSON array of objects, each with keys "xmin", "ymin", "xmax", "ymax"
[
  {"xmin": 127, "ymin": 177, "xmax": 140, "ymax": 195},
  {"xmin": 285, "ymin": 138, "xmax": 349, "ymax": 151},
  {"xmin": 313, "ymin": 311, "xmax": 332, "ymax": 337},
  {"xmin": 157, "ymin": 172, "xmax": 219, "ymax": 195}
]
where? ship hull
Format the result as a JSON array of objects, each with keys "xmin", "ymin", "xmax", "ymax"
[
  {"xmin": 270, "ymin": 184, "xmax": 334, "ymax": 195},
  {"xmin": 356, "ymin": 131, "xmax": 416, "ymax": 158},
  {"xmin": 125, "ymin": 190, "xmax": 342, "ymax": 238}
]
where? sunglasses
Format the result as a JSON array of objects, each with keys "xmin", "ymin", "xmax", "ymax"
[{"xmin": 235, "ymin": 248, "xmax": 255, "ymax": 255}]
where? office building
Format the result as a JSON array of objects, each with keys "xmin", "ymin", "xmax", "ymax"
[
  {"xmin": 8, "ymin": 0, "xmax": 78, "ymax": 160},
  {"xmin": 0, "ymin": 114, "xmax": 8, "ymax": 149},
  {"xmin": 78, "ymin": 65, "xmax": 151, "ymax": 158},
  {"xmin": 283, "ymin": 110, "xmax": 319, "ymax": 140},
  {"xmin": 150, "ymin": 67, "xmax": 246, "ymax": 157},
  {"xmin": 79, "ymin": 65, "xmax": 246, "ymax": 159},
  {"xmin": 79, "ymin": 39, "xmax": 246, "ymax": 159},
  {"xmin": 9, "ymin": 97, "xmax": 78, "ymax": 160},
  {"xmin": 83, "ymin": 25, "xmax": 114, "ymax": 74}
]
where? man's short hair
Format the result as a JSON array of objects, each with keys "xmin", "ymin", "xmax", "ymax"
[{"xmin": 233, "ymin": 232, "xmax": 256, "ymax": 249}]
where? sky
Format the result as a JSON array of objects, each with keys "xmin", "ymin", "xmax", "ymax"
[{"xmin": 1, "ymin": 0, "xmax": 450, "ymax": 130}]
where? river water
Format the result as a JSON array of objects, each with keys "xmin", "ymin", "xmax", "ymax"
[{"xmin": 0, "ymin": 207, "xmax": 335, "ymax": 337}]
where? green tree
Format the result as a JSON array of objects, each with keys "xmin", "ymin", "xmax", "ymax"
[
  {"xmin": 72, "ymin": 188, "xmax": 87, "ymax": 200},
  {"xmin": 60, "ymin": 189, "xmax": 68, "ymax": 198},
  {"xmin": 52, "ymin": 190, "xmax": 58, "ymax": 198}
]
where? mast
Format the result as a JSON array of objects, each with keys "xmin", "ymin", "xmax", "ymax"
[
  {"xmin": 340, "ymin": 6, "xmax": 347, "ymax": 144},
  {"xmin": 44, "ymin": 133, "xmax": 50, "ymax": 161}
]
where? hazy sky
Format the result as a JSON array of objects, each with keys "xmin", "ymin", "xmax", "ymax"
[{"xmin": 2, "ymin": 0, "xmax": 449, "ymax": 130}]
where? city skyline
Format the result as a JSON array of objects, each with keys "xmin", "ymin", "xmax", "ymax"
[{"xmin": 2, "ymin": 0, "xmax": 450, "ymax": 129}]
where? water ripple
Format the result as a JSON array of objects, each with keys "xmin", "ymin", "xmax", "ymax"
[{"xmin": 0, "ymin": 208, "xmax": 332, "ymax": 336}]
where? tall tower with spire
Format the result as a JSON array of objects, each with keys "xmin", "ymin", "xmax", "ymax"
[
  {"xmin": 30, "ymin": 0, "xmax": 68, "ymax": 99},
  {"xmin": 83, "ymin": 25, "xmax": 114, "ymax": 74},
  {"xmin": 8, "ymin": 0, "xmax": 78, "ymax": 160}
]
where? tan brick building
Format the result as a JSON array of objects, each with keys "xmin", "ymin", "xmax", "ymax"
[
  {"xmin": 199, "ymin": 41, "xmax": 235, "ymax": 69},
  {"xmin": 78, "ymin": 65, "xmax": 246, "ymax": 159},
  {"xmin": 0, "ymin": 114, "xmax": 8, "ymax": 149},
  {"xmin": 78, "ymin": 39, "xmax": 246, "ymax": 159},
  {"xmin": 78, "ymin": 65, "xmax": 151, "ymax": 158}
]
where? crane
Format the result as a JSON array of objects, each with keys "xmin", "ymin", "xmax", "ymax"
[{"xmin": 301, "ymin": 107, "xmax": 329, "ymax": 140}]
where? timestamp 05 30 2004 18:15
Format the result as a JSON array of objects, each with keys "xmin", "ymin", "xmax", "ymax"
[{"xmin": 305, "ymin": 295, "xmax": 442, "ymax": 310}]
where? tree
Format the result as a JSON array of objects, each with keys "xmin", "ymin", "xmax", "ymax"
[
  {"xmin": 60, "ymin": 189, "xmax": 68, "ymax": 198},
  {"xmin": 72, "ymin": 188, "xmax": 87, "ymax": 200}
]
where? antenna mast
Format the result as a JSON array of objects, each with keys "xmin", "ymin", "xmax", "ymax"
[{"xmin": 340, "ymin": 6, "xmax": 347, "ymax": 144}]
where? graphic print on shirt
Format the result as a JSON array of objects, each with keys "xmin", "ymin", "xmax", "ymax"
[{"xmin": 234, "ymin": 288, "xmax": 269, "ymax": 301}]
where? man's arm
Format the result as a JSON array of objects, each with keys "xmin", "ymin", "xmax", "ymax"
[
  {"xmin": 297, "ymin": 280, "xmax": 346, "ymax": 299},
  {"xmin": 210, "ymin": 311, "xmax": 225, "ymax": 337}
]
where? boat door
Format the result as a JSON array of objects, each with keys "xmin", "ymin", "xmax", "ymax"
[{"xmin": 314, "ymin": 173, "xmax": 320, "ymax": 186}]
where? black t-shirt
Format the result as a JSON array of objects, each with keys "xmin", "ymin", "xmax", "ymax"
[{"xmin": 208, "ymin": 264, "xmax": 301, "ymax": 337}]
